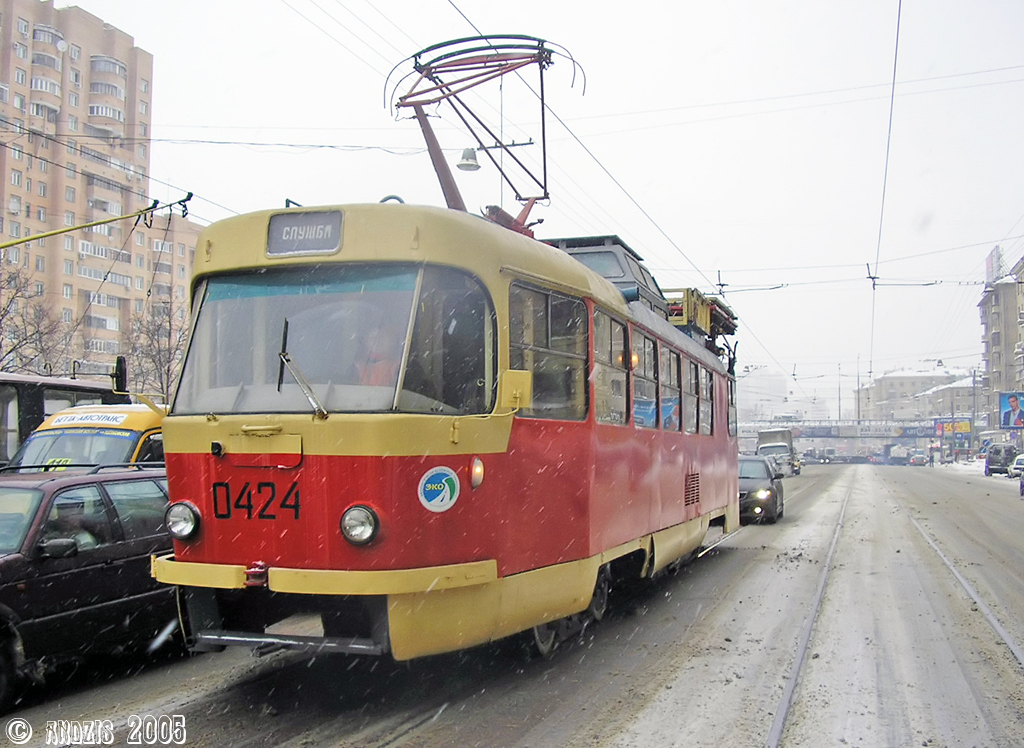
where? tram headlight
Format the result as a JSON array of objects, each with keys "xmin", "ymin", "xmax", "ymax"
[
  {"xmin": 752, "ymin": 489, "xmax": 772, "ymax": 501},
  {"xmin": 165, "ymin": 502, "xmax": 200, "ymax": 540},
  {"xmin": 470, "ymin": 457, "xmax": 484, "ymax": 489},
  {"xmin": 341, "ymin": 505, "xmax": 379, "ymax": 546}
]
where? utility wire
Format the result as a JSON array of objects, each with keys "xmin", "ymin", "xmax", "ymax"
[{"xmin": 868, "ymin": 0, "xmax": 903, "ymax": 380}]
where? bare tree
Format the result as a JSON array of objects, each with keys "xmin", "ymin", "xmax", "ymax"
[
  {"xmin": 0, "ymin": 266, "xmax": 75, "ymax": 374},
  {"xmin": 120, "ymin": 300, "xmax": 189, "ymax": 402}
]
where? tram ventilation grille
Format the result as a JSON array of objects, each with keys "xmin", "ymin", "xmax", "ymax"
[{"xmin": 684, "ymin": 473, "xmax": 700, "ymax": 505}]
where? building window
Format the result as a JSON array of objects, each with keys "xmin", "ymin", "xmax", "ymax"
[
  {"xmin": 66, "ymin": 139, "xmax": 76, "ymax": 154},
  {"xmin": 33, "ymin": 282, "xmax": 43, "ymax": 296},
  {"xmin": 89, "ymin": 82, "xmax": 125, "ymax": 100},
  {"xmin": 65, "ymin": 162, "xmax": 76, "ymax": 179},
  {"xmin": 17, "ymin": 18, "xmax": 29, "ymax": 36},
  {"xmin": 11, "ymin": 145, "xmax": 22, "ymax": 161},
  {"xmin": 36, "ymin": 207, "xmax": 45, "ymax": 221},
  {"xmin": 15, "ymin": 68, "xmax": 26, "ymax": 85},
  {"xmin": 141, "ymin": 79, "xmax": 149, "ymax": 93},
  {"xmin": 134, "ymin": 299, "xmax": 143, "ymax": 313},
  {"xmin": 177, "ymin": 265, "xmax": 185, "ymax": 278},
  {"xmin": 65, "ymin": 186, "xmax": 76, "ymax": 202},
  {"xmin": 35, "ymin": 256, "xmax": 44, "ymax": 272},
  {"xmin": 10, "ymin": 170, "xmax": 21, "ymax": 187},
  {"xmin": 135, "ymin": 233, "xmax": 145, "ymax": 247},
  {"xmin": 70, "ymin": 45, "xmax": 81, "ymax": 62},
  {"xmin": 13, "ymin": 94, "xmax": 25, "ymax": 113},
  {"xmin": 62, "ymin": 308, "xmax": 73, "ymax": 323},
  {"xmin": 139, "ymin": 100, "xmax": 148, "ymax": 115},
  {"xmin": 13, "ymin": 43, "xmax": 27, "ymax": 60},
  {"xmin": 63, "ymin": 260, "xmax": 73, "ymax": 275},
  {"xmin": 90, "ymin": 56, "xmax": 127, "ymax": 77},
  {"xmin": 37, "ymin": 160, "xmax": 46, "ymax": 173},
  {"xmin": 88, "ymin": 105, "xmax": 123, "ymax": 122},
  {"xmin": 64, "ymin": 211, "xmax": 74, "ymax": 227},
  {"xmin": 135, "ymin": 276, "xmax": 144, "ymax": 290},
  {"xmin": 68, "ymin": 114, "xmax": 78, "ymax": 131},
  {"xmin": 68, "ymin": 91, "xmax": 79, "ymax": 107},
  {"xmin": 138, "ymin": 144, "xmax": 146, "ymax": 158},
  {"xmin": 70, "ymin": 68, "xmax": 81, "ymax": 87},
  {"xmin": 63, "ymin": 236, "xmax": 73, "ymax": 251}
]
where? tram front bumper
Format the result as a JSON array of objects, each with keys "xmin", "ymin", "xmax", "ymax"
[{"xmin": 152, "ymin": 554, "xmax": 504, "ymax": 660}]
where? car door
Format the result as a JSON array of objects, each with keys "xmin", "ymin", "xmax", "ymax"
[
  {"xmin": 101, "ymin": 476, "xmax": 175, "ymax": 637},
  {"xmin": 15, "ymin": 483, "xmax": 126, "ymax": 659}
]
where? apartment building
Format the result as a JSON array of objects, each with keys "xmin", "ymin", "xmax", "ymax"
[{"xmin": 0, "ymin": 0, "xmax": 198, "ymax": 373}]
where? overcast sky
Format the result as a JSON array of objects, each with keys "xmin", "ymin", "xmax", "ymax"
[{"xmin": 65, "ymin": 0, "xmax": 1024, "ymax": 417}]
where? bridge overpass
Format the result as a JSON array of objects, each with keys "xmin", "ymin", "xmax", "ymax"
[{"xmin": 739, "ymin": 419, "xmax": 967, "ymax": 440}]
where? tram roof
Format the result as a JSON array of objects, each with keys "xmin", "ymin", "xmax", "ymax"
[{"xmin": 193, "ymin": 203, "xmax": 631, "ymax": 315}]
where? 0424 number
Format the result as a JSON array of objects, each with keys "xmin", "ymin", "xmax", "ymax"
[{"xmin": 212, "ymin": 481, "xmax": 300, "ymax": 520}]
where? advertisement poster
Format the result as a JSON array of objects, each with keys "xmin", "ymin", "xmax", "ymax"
[{"xmin": 999, "ymin": 392, "xmax": 1024, "ymax": 429}]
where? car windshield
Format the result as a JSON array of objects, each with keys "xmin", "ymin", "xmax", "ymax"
[
  {"xmin": 758, "ymin": 444, "xmax": 790, "ymax": 456},
  {"xmin": 9, "ymin": 428, "xmax": 140, "ymax": 470},
  {"xmin": 173, "ymin": 263, "xmax": 496, "ymax": 416},
  {"xmin": 0, "ymin": 486, "xmax": 43, "ymax": 552},
  {"xmin": 739, "ymin": 460, "xmax": 770, "ymax": 479}
]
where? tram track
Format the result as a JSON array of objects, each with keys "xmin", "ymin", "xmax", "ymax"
[{"xmin": 763, "ymin": 477, "xmax": 855, "ymax": 748}]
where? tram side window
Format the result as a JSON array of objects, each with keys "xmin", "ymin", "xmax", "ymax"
[
  {"xmin": 660, "ymin": 347, "xmax": 681, "ymax": 432},
  {"xmin": 684, "ymin": 360, "xmax": 699, "ymax": 434},
  {"xmin": 632, "ymin": 333, "xmax": 658, "ymax": 429},
  {"xmin": 593, "ymin": 310, "xmax": 627, "ymax": 425},
  {"xmin": 0, "ymin": 385, "xmax": 17, "ymax": 463},
  {"xmin": 728, "ymin": 378, "xmax": 737, "ymax": 436},
  {"xmin": 700, "ymin": 366, "xmax": 713, "ymax": 435},
  {"xmin": 509, "ymin": 285, "xmax": 587, "ymax": 420}
]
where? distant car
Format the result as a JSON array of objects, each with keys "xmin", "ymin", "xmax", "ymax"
[
  {"xmin": 0, "ymin": 466, "xmax": 175, "ymax": 709},
  {"xmin": 1007, "ymin": 454, "xmax": 1024, "ymax": 478},
  {"xmin": 909, "ymin": 453, "xmax": 928, "ymax": 466},
  {"xmin": 985, "ymin": 444, "xmax": 1019, "ymax": 476},
  {"xmin": 738, "ymin": 456, "xmax": 784, "ymax": 524}
]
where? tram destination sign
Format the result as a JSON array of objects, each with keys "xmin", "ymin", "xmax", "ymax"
[{"xmin": 267, "ymin": 210, "xmax": 343, "ymax": 256}]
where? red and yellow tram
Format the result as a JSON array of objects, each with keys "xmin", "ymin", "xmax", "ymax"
[{"xmin": 153, "ymin": 203, "xmax": 738, "ymax": 659}]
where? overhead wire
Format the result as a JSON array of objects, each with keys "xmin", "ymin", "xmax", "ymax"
[{"xmin": 868, "ymin": 0, "xmax": 904, "ymax": 380}]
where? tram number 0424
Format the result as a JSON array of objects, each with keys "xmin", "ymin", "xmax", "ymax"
[{"xmin": 212, "ymin": 481, "xmax": 300, "ymax": 520}]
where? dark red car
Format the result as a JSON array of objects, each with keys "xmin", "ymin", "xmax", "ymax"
[{"xmin": 0, "ymin": 466, "xmax": 174, "ymax": 709}]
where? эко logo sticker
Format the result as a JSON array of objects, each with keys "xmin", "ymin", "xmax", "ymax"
[{"xmin": 418, "ymin": 466, "xmax": 460, "ymax": 513}]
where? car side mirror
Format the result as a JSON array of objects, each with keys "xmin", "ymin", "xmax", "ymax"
[
  {"xmin": 39, "ymin": 538, "xmax": 78, "ymax": 559},
  {"xmin": 774, "ymin": 472, "xmax": 784, "ymax": 480}
]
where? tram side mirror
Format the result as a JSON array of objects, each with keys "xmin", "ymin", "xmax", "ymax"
[
  {"xmin": 498, "ymin": 370, "xmax": 532, "ymax": 411},
  {"xmin": 112, "ymin": 355, "xmax": 128, "ymax": 394}
]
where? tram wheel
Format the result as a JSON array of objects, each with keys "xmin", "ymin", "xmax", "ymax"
[
  {"xmin": 586, "ymin": 567, "xmax": 611, "ymax": 622},
  {"xmin": 532, "ymin": 621, "xmax": 559, "ymax": 658}
]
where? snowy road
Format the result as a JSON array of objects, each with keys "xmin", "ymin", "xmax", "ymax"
[{"xmin": 7, "ymin": 463, "xmax": 1024, "ymax": 747}]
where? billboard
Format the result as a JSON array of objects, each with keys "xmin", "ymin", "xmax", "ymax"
[{"xmin": 998, "ymin": 392, "xmax": 1024, "ymax": 429}]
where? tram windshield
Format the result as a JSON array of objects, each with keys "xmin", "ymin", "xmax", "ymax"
[{"xmin": 173, "ymin": 264, "xmax": 496, "ymax": 416}]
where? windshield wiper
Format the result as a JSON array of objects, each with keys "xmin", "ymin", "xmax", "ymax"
[{"xmin": 278, "ymin": 319, "xmax": 329, "ymax": 420}]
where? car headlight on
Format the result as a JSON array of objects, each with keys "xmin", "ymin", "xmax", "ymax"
[
  {"xmin": 752, "ymin": 488, "xmax": 772, "ymax": 500},
  {"xmin": 341, "ymin": 505, "xmax": 379, "ymax": 546},
  {"xmin": 165, "ymin": 502, "xmax": 200, "ymax": 540}
]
